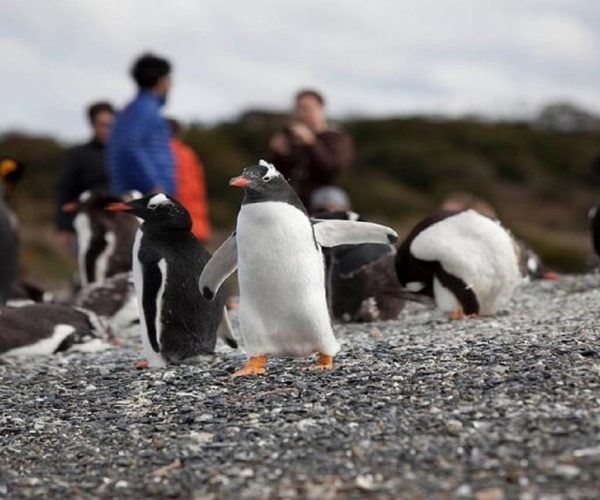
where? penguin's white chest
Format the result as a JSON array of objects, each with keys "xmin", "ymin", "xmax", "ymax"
[{"xmin": 236, "ymin": 202, "xmax": 339, "ymax": 358}]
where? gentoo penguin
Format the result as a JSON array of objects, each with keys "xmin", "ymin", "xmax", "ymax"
[
  {"xmin": 395, "ymin": 209, "xmax": 522, "ymax": 318},
  {"xmin": 0, "ymin": 304, "xmax": 111, "ymax": 357},
  {"xmin": 0, "ymin": 186, "xmax": 18, "ymax": 305},
  {"xmin": 315, "ymin": 210, "xmax": 404, "ymax": 322},
  {"xmin": 74, "ymin": 272, "xmax": 139, "ymax": 336},
  {"xmin": 63, "ymin": 191, "xmax": 140, "ymax": 287},
  {"xmin": 107, "ymin": 194, "xmax": 236, "ymax": 368},
  {"xmin": 0, "ymin": 157, "xmax": 25, "ymax": 202},
  {"xmin": 199, "ymin": 160, "xmax": 398, "ymax": 377},
  {"xmin": 589, "ymin": 205, "xmax": 600, "ymax": 259}
]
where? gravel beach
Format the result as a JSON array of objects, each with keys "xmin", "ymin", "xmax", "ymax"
[{"xmin": 1, "ymin": 274, "xmax": 599, "ymax": 499}]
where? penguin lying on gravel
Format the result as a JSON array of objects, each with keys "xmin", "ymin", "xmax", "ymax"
[
  {"xmin": 63, "ymin": 191, "xmax": 140, "ymax": 287},
  {"xmin": 315, "ymin": 210, "xmax": 404, "ymax": 322},
  {"xmin": 199, "ymin": 160, "xmax": 398, "ymax": 377},
  {"xmin": 74, "ymin": 272, "xmax": 139, "ymax": 336},
  {"xmin": 395, "ymin": 209, "xmax": 522, "ymax": 318},
  {"xmin": 108, "ymin": 194, "xmax": 237, "ymax": 368},
  {"xmin": 0, "ymin": 304, "xmax": 111, "ymax": 357}
]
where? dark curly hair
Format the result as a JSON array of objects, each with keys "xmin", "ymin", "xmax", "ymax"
[{"xmin": 131, "ymin": 53, "xmax": 171, "ymax": 89}]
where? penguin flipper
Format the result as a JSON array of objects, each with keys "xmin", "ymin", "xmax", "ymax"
[
  {"xmin": 217, "ymin": 307, "xmax": 238, "ymax": 349},
  {"xmin": 312, "ymin": 219, "xmax": 398, "ymax": 247},
  {"xmin": 199, "ymin": 232, "xmax": 238, "ymax": 300}
]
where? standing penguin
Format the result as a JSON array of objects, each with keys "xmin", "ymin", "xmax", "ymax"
[
  {"xmin": 0, "ymin": 186, "xmax": 18, "ymax": 305},
  {"xmin": 199, "ymin": 160, "xmax": 398, "ymax": 377},
  {"xmin": 395, "ymin": 209, "xmax": 522, "ymax": 318},
  {"xmin": 63, "ymin": 191, "xmax": 140, "ymax": 287},
  {"xmin": 107, "ymin": 194, "xmax": 236, "ymax": 368}
]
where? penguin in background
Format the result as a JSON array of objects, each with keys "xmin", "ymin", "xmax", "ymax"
[
  {"xmin": 589, "ymin": 205, "xmax": 600, "ymax": 259},
  {"xmin": 199, "ymin": 160, "xmax": 398, "ymax": 378},
  {"xmin": 395, "ymin": 209, "xmax": 522, "ymax": 318},
  {"xmin": 314, "ymin": 210, "xmax": 404, "ymax": 322},
  {"xmin": 0, "ymin": 303, "xmax": 112, "ymax": 357},
  {"xmin": 0, "ymin": 158, "xmax": 21, "ymax": 305},
  {"xmin": 74, "ymin": 271, "xmax": 139, "ymax": 336},
  {"xmin": 63, "ymin": 190, "xmax": 140, "ymax": 287},
  {"xmin": 107, "ymin": 194, "xmax": 236, "ymax": 368}
]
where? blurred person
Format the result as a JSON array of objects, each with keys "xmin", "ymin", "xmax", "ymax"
[
  {"xmin": 107, "ymin": 53, "xmax": 174, "ymax": 197},
  {"xmin": 56, "ymin": 101, "xmax": 115, "ymax": 247},
  {"xmin": 168, "ymin": 118, "xmax": 212, "ymax": 242},
  {"xmin": 268, "ymin": 89, "xmax": 353, "ymax": 210}
]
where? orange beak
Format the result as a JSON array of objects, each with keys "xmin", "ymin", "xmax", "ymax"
[
  {"xmin": 62, "ymin": 202, "xmax": 79, "ymax": 213},
  {"xmin": 229, "ymin": 176, "xmax": 252, "ymax": 188},
  {"xmin": 106, "ymin": 202, "xmax": 132, "ymax": 212}
]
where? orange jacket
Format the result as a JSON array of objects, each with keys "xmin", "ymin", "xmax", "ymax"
[{"xmin": 171, "ymin": 138, "xmax": 211, "ymax": 241}]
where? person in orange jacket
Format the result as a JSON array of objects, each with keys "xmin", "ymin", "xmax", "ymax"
[{"xmin": 168, "ymin": 118, "xmax": 212, "ymax": 242}]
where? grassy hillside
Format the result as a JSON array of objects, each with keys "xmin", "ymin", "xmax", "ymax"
[{"xmin": 2, "ymin": 113, "xmax": 600, "ymax": 290}]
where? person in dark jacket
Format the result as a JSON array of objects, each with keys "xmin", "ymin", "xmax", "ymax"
[
  {"xmin": 107, "ymin": 53, "xmax": 175, "ymax": 197},
  {"xmin": 268, "ymin": 89, "xmax": 353, "ymax": 209},
  {"xmin": 56, "ymin": 101, "xmax": 115, "ymax": 247}
]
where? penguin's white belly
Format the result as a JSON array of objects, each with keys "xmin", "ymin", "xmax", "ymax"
[
  {"xmin": 237, "ymin": 202, "xmax": 339, "ymax": 358},
  {"xmin": 132, "ymin": 230, "xmax": 166, "ymax": 367},
  {"xmin": 411, "ymin": 210, "xmax": 521, "ymax": 315}
]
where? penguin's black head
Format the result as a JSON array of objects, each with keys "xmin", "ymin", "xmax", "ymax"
[
  {"xmin": 230, "ymin": 159, "xmax": 305, "ymax": 211},
  {"xmin": 107, "ymin": 193, "xmax": 192, "ymax": 230}
]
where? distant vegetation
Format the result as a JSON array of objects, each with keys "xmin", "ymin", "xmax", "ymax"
[{"xmin": 2, "ymin": 103, "xmax": 600, "ymax": 289}]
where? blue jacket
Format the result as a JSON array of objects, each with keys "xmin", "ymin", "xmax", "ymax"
[{"xmin": 107, "ymin": 91, "xmax": 175, "ymax": 195}]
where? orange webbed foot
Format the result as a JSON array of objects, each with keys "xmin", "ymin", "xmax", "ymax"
[
  {"xmin": 449, "ymin": 309, "xmax": 465, "ymax": 320},
  {"xmin": 231, "ymin": 355, "xmax": 267, "ymax": 379},
  {"xmin": 134, "ymin": 359, "xmax": 150, "ymax": 370},
  {"xmin": 305, "ymin": 353, "xmax": 334, "ymax": 371}
]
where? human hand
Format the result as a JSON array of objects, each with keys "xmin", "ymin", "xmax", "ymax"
[
  {"xmin": 289, "ymin": 123, "xmax": 315, "ymax": 145},
  {"xmin": 269, "ymin": 132, "xmax": 290, "ymax": 155}
]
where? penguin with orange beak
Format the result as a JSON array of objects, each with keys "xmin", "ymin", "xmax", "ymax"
[
  {"xmin": 107, "ymin": 194, "xmax": 236, "ymax": 368},
  {"xmin": 199, "ymin": 160, "xmax": 398, "ymax": 378},
  {"xmin": 0, "ymin": 158, "xmax": 21, "ymax": 304}
]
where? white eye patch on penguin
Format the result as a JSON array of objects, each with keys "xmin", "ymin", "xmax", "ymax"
[{"xmin": 259, "ymin": 159, "xmax": 280, "ymax": 182}]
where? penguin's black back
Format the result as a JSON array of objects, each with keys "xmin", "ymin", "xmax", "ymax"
[
  {"xmin": 395, "ymin": 210, "xmax": 463, "ymax": 296},
  {"xmin": 0, "ymin": 304, "xmax": 99, "ymax": 354},
  {"xmin": 137, "ymin": 226, "xmax": 226, "ymax": 362}
]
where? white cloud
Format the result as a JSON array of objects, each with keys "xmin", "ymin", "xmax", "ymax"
[{"xmin": 1, "ymin": 0, "xmax": 599, "ymax": 140}]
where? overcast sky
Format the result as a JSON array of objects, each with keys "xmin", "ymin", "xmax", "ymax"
[{"xmin": 1, "ymin": 0, "xmax": 599, "ymax": 141}]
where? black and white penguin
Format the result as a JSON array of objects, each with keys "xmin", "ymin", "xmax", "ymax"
[
  {"xmin": 315, "ymin": 210, "xmax": 404, "ymax": 322},
  {"xmin": 395, "ymin": 209, "xmax": 522, "ymax": 318},
  {"xmin": 74, "ymin": 271, "xmax": 139, "ymax": 336},
  {"xmin": 107, "ymin": 194, "xmax": 236, "ymax": 368},
  {"xmin": 589, "ymin": 205, "xmax": 600, "ymax": 259},
  {"xmin": 0, "ymin": 187, "xmax": 18, "ymax": 305},
  {"xmin": 0, "ymin": 303, "xmax": 111, "ymax": 357},
  {"xmin": 199, "ymin": 160, "xmax": 398, "ymax": 377},
  {"xmin": 63, "ymin": 191, "xmax": 140, "ymax": 287}
]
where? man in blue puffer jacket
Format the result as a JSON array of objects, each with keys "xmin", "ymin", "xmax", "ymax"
[{"xmin": 107, "ymin": 53, "xmax": 175, "ymax": 195}]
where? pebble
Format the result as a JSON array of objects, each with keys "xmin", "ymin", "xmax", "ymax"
[{"xmin": 1, "ymin": 274, "xmax": 599, "ymax": 498}]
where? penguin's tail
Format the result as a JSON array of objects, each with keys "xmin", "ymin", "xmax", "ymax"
[{"xmin": 218, "ymin": 307, "xmax": 238, "ymax": 349}]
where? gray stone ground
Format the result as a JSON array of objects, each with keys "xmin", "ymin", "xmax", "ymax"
[{"xmin": 1, "ymin": 274, "xmax": 600, "ymax": 499}]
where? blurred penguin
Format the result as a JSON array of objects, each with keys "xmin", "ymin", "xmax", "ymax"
[
  {"xmin": 0, "ymin": 158, "xmax": 23, "ymax": 305},
  {"xmin": 0, "ymin": 303, "xmax": 112, "ymax": 357},
  {"xmin": 63, "ymin": 190, "xmax": 140, "ymax": 287},
  {"xmin": 311, "ymin": 186, "xmax": 404, "ymax": 322}
]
